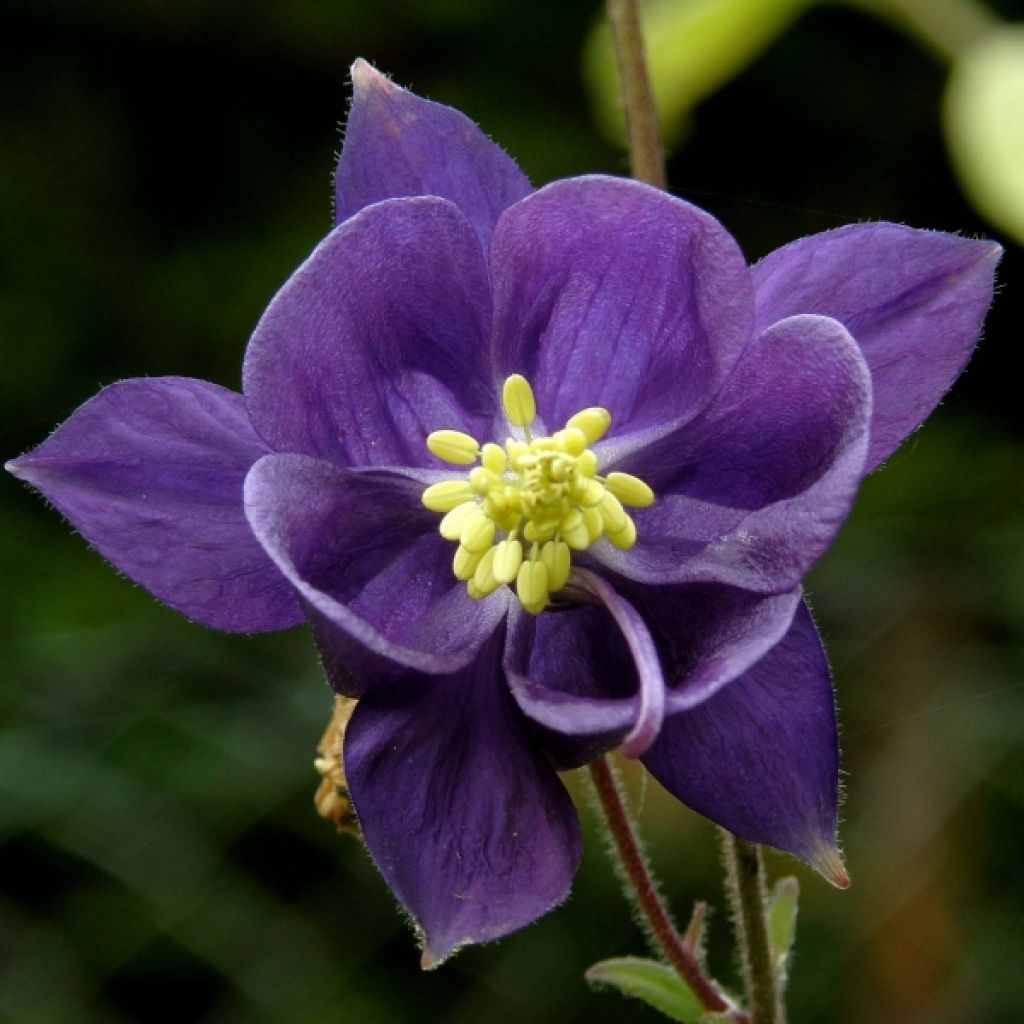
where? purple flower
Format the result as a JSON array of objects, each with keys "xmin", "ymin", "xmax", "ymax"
[{"xmin": 8, "ymin": 60, "xmax": 999, "ymax": 964}]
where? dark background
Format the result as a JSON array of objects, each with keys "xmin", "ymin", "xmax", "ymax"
[{"xmin": 2, "ymin": 2, "xmax": 1022, "ymax": 1022}]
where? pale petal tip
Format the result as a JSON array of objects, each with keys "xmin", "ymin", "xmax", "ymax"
[
  {"xmin": 811, "ymin": 843, "xmax": 851, "ymax": 889},
  {"xmin": 419, "ymin": 948, "xmax": 441, "ymax": 971},
  {"xmin": 5, "ymin": 458, "xmax": 28, "ymax": 479},
  {"xmin": 350, "ymin": 58, "xmax": 395, "ymax": 96}
]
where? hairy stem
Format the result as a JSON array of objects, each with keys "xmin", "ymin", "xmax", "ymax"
[
  {"xmin": 606, "ymin": 0, "xmax": 666, "ymax": 188},
  {"xmin": 588, "ymin": 756, "xmax": 739, "ymax": 1016},
  {"xmin": 721, "ymin": 832, "xmax": 782, "ymax": 1024}
]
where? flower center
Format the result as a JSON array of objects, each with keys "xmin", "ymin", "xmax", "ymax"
[{"xmin": 421, "ymin": 374, "xmax": 654, "ymax": 614}]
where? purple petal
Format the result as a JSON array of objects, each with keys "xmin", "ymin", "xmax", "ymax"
[
  {"xmin": 642, "ymin": 601, "xmax": 847, "ymax": 884},
  {"xmin": 752, "ymin": 224, "xmax": 1000, "ymax": 470},
  {"xmin": 244, "ymin": 197, "xmax": 494, "ymax": 468},
  {"xmin": 7, "ymin": 378, "xmax": 301, "ymax": 633},
  {"xmin": 504, "ymin": 602, "xmax": 638, "ymax": 769},
  {"xmin": 335, "ymin": 60, "xmax": 532, "ymax": 253},
  {"xmin": 505, "ymin": 575, "xmax": 800, "ymax": 767},
  {"xmin": 345, "ymin": 631, "xmax": 581, "ymax": 964},
  {"xmin": 597, "ymin": 315, "xmax": 872, "ymax": 593},
  {"xmin": 243, "ymin": 454, "xmax": 507, "ymax": 691},
  {"xmin": 572, "ymin": 570, "xmax": 665, "ymax": 757},
  {"xmin": 489, "ymin": 176, "xmax": 753, "ymax": 436}
]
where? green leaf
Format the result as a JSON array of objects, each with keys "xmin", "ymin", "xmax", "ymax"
[
  {"xmin": 583, "ymin": 0, "xmax": 815, "ymax": 150},
  {"xmin": 586, "ymin": 956, "xmax": 707, "ymax": 1022},
  {"xmin": 767, "ymin": 876, "xmax": 799, "ymax": 976},
  {"xmin": 945, "ymin": 26, "xmax": 1024, "ymax": 245}
]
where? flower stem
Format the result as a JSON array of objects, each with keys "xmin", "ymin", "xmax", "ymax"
[
  {"xmin": 605, "ymin": 0, "xmax": 666, "ymax": 188},
  {"xmin": 720, "ymin": 832, "xmax": 782, "ymax": 1024},
  {"xmin": 588, "ymin": 756, "xmax": 737, "ymax": 1016}
]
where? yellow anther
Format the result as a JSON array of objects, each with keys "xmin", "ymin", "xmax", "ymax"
[
  {"xmin": 423, "ymin": 480, "xmax": 475, "ymax": 512},
  {"xmin": 583, "ymin": 505, "xmax": 604, "ymax": 543},
  {"xmin": 471, "ymin": 545, "xmax": 501, "ymax": 596},
  {"xmin": 563, "ymin": 522, "xmax": 590, "ymax": 551},
  {"xmin": 517, "ymin": 558, "xmax": 549, "ymax": 614},
  {"xmin": 558, "ymin": 508, "xmax": 589, "ymax": 551},
  {"xmin": 453, "ymin": 544, "xmax": 483, "ymax": 580},
  {"xmin": 566, "ymin": 407, "xmax": 611, "ymax": 444},
  {"xmin": 439, "ymin": 500, "xmax": 478, "ymax": 540},
  {"xmin": 502, "ymin": 374, "xmax": 536, "ymax": 427},
  {"xmin": 481, "ymin": 442, "xmax": 507, "ymax": 474},
  {"xmin": 460, "ymin": 510, "xmax": 496, "ymax": 553},
  {"xmin": 552, "ymin": 427, "xmax": 587, "ymax": 455},
  {"xmin": 576, "ymin": 449, "xmax": 598, "ymax": 476},
  {"xmin": 424, "ymin": 375, "xmax": 653, "ymax": 612},
  {"xmin": 577, "ymin": 478, "xmax": 606, "ymax": 507},
  {"xmin": 606, "ymin": 513, "xmax": 638, "ymax": 550},
  {"xmin": 494, "ymin": 509, "xmax": 522, "ymax": 533},
  {"xmin": 599, "ymin": 490, "xmax": 628, "ymax": 534},
  {"xmin": 469, "ymin": 466, "xmax": 496, "ymax": 495},
  {"xmin": 426, "ymin": 429, "xmax": 479, "ymax": 465},
  {"xmin": 540, "ymin": 540, "xmax": 571, "ymax": 591},
  {"xmin": 493, "ymin": 538, "xmax": 523, "ymax": 584},
  {"xmin": 524, "ymin": 518, "xmax": 558, "ymax": 543},
  {"xmin": 605, "ymin": 471, "xmax": 655, "ymax": 507}
]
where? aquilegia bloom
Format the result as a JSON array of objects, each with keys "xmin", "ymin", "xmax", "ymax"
[{"xmin": 8, "ymin": 61, "xmax": 999, "ymax": 964}]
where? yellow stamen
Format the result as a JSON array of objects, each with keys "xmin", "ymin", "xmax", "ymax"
[
  {"xmin": 605, "ymin": 471, "xmax": 655, "ymax": 507},
  {"xmin": 583, "ymin": 505, "xmax": 604, "ymax": 543},
  {"xmin": 423, "ymin": 480, "xmax": 475, "ymax": 512},
  {"xmin": 599, "ymin": 490, "xmax": 628, "ymax": 534},
  {"xmin": 566, "ymin": 407, "xmax": 611, "ymax": 444},
  {"xmin": 471, "ymin": 545, "xmax": 501, "ymax": 597},
  {"xmin": 438, "ymin": 500, "xmax": 478, "ymax": 540},
  {"xmin": 453, "ymin": 545, "xmax": 483, "ymax": 580},
  {"xmin": 540, "ymin": 540, "xmax": 571, "ymax": 591},
  {"xmin": 606, "ymin": 513, "xmax": 637, "ymax": 549},
  {"xmin": 516, "ymin": 557, "xmax": 549, "ymax": 613},
  {"xmin": 493, "ymin": 538, "xmax": 523, "ymax": 583},
  {"xmin": 481, "ymin": 442, "xmax": 507, "ymax": 474},
  {"xmin": 422, "ymin": 375, "xmax": 651, "ymax": 614},
  {"xmin": 552, "ymin": 427, "xmax": 587, "ymax": 455},
  {"xmin": 426, "ymin": 429, "xmax": 480, "ymax": 465},
  {"xmin": 460, "ymin": 509, "xmax": 496, "ymax": 553},
  {"xmin": 502, "ymin": 374, "xmax": 536, "ymax": 427}
]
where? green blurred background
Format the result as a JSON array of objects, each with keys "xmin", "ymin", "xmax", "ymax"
[{"xmin": 1, "ymin": 1, "xmax": 1022, "ymax": 1021}]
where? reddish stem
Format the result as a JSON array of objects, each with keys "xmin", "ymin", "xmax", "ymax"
[{"xmin": 588, "ymin": 756, "xmax": 746, "ymax": 1019}]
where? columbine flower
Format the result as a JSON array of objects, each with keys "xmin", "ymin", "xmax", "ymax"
[{"xmin": 7, "ymin": 60, "xmax": 999, "ymax": 965}]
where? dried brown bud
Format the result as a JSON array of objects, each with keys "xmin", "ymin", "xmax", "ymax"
[{"xmin": 313, "ymin": 696, "xmax": 361, "ymax": 837}]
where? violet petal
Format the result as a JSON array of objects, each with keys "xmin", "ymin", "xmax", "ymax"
[
  {"xmin": 243, "ymin": 453, "xmax": 507, "ymax": 692},
  {"xmin": 335, "ymin": 60, "xmax": 532, "ymax": 253},
  {"xmin": 244, "ymin": 197, "xmax": 494, "ymax": 469},
  {"xmin": 752, "ymin": 224, "xmax": 1000, "ymax": 470},
  {"xmin": 597, "ymin": 314, "xmax": 872, "ymax": 593},
  {"xmin": 7, "ymin": 377, "xmax": 302, "ymax": 633},
  {"xmin": 505, "ymin": 575, "xmax": 800, "ymax": 768},
  {"xmin": 345, "ymin": 631, "xmax": 581, "ymax": 965},
  {"xmin": 489, "ymin": 176, "xmax": 753, "ymax": 436},
  {"xmin": 642, "ymin": 601, "xmax": 846, "ymax": 883}
]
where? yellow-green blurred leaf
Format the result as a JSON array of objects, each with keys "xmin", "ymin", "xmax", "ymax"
[
  {"xmin": 584, "ymin": 0, "xmax": 814, "ymax": 149},
  {"xmin": 767, "ymin": 876, "xmax": 799, "ymax": 975},
  {"xmin": 945, "ymin": 27, "xmax": 1024, "ymax": 245}
]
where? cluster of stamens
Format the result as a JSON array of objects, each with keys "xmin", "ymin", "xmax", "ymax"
[{"xmin": 421, "ymin": 374, "xmax": 654, "ymax": 614}]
